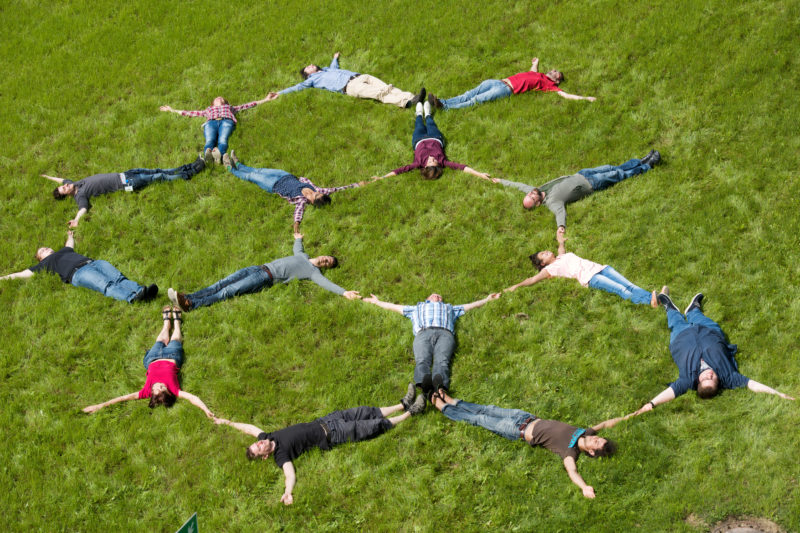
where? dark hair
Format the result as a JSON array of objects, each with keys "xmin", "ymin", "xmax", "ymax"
[
  {"xmin": 697, "ymin": 382, "xmax": 719, "ymax": 399},
  {"xmin": 148, "ymin": 389, "xmax": 177, "ymax": 409},
  {"xmin": 529, "ymin": 252, "xmax": 547, "ymax": 271},
  {"xmin": 591, "ymin": 439, "xmax": 617, "ymax": 458},
  {"xmin": 53, "ymin": 187, "xmax": 67, "ymax": 200},
  {"xmin": 299, "ymin": 65, "xmax": 319, "ymax": 80},
  {"xmin": 215, "ymin": 97, "xmax": 229, "ymax": 105},
  {"xmin": 420, "ymin": 165, "xmax": 443, "ymax": 180},
  {"xmin": 246, "ymin": 447, "xmax": 258, "ymax": 460},
  {"xmin": 552, "ymin": 71, "xmax": 564, "ymax": 84},
  {"xmin": 312, "ymin": 193, "xmax": 331, "ymax": 206},
  {"xmin": 328, "ymin": 256, "xmax": 339, "ymax": 269}
]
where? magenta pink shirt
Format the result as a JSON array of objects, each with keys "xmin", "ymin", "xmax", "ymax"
[
  {"xmin": 392, "ymin": 139, "xmax": 467, "ymax": 175},
  {"xmin": 543, "ymin": 252, "xmax": 605, "ymax": 287},
  {"xmin": 506, "ymin": 71, "xmax": 562, "ymax": 95},
  {"xmin": 138, "ymin": 360, "xmax": 181, "ymax": 399}
]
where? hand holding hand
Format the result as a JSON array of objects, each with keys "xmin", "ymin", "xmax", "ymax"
[
  {"xmin": 68, "ymin": 219, "xmax": 78, "ymax": 228},
  {"xmin": 293, "ymin": 231, "xmax": 303, "ymax": 240},
  {"xmin": 487, "ymin": 292, "xmax": 501, "ymax": 300},
  {"xmin": 343, "ymin": 290, "xmax": 361, "ymax": 300},
  {"xmin": 266, "ymin": 92, "xmax": 279, "ymax": 101},
  {"xmin": 363, "ymin": 293, "xmax": 380, "ymax": 304}
]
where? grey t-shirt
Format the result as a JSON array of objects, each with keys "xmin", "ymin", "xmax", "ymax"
[
  {"xmin": 67, "ymin": 173, "xmax": 124, "ymax": 210},
  {"xmin": 262, "ymin": 238, "xmax": 345, "ymax": 295},
  {"xmin": 498, "ymin": 174, "xmax": 593, "ymax": 227}
]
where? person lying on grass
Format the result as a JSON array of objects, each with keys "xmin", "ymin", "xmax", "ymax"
[
  {"xmin": 224, "ymin": 152, "xmax": 371, "ymax": 233},
  {"xmin": 600, "ymin": 289, "xmax": 795, "ymax": 426},
  {"xmin": 168, "ymin": 232, "xmax": 360, "ymax": 312},
  {"xmin": 159, "ymin": 95, "xmax": 270, "ymax": 167},
  {"xmin": 429, "ymin": 388, "xmax": 616, "ymax": 499},
  {"xmin": 213, "ymin": 384, "xmax": 425, "ymax": 506},
  {"xmin": 266, "ymin": 51, "xmax": 424, "ymax": 109},
  {"xmin": 0, "ymin": 230, "xmax": 157, "ymax": 303},
  {"xmin": 504, "ymin": 227, "xmax": 658, "ymax": 307},
  {"xmin": 362, "ymin": 291, "xmax": 500, "ymax": 401},
  {"xmin": 82, "ymin": 306, "xmax": 215, "ymax": 416},
  {"xmin": 371, "ymin": 100, "xmax": 491, "ymax": 182},
  {"xmin": 43, "ymin": 157, "xmax": 205, "ymax": 228},
  {"xmin": 428, "ymin": 56, "xmax": 595, "ymax": 110},
  {"xmin": 479, "ymin": 151, "xmax": 661, "ymax": 237}
]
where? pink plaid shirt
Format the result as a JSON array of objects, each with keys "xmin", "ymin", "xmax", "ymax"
[
  {"xmin": 280, "ymin": 177, "xmax": 361, "ymax": 223},
  {"xmin": 179, "ymin": 101, "xmax": 261, "ymax": 124}
]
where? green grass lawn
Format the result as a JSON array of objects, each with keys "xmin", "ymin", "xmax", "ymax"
[{"xmin": 1, "ymin": 0, "xmax": 799, "ymax": 531}]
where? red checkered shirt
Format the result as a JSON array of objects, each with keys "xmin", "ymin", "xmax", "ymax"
[
  {"xmin": 179, "ymin": 101, "xmax": 261, "ymax": 124},
  {"xmin": 280, "ymin": 177, "xmax": 361, "ymax": 224}
]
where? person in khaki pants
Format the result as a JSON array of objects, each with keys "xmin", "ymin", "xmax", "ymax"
[{"xmin": 266, "ymin": 51, "xmax": 424, "ymax": 108}]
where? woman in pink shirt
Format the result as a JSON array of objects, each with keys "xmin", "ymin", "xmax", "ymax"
[
  {"xmin": 82, "ymin": 306, "xmax": 216, "ymax": 416},
  {"xmin": 505, "ymin": 229, "xmax": 658, "ymax": 307},
  {"xmin": 373, "ymin": 100, "xmax": 490, "ymax": 181}
]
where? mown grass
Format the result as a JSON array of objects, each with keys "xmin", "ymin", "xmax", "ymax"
[{"xmin": 1, "ymin": 0, "xmax": 799, "ymax": 531}]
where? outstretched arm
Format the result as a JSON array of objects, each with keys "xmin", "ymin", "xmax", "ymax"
[
  {"xmin": 372, "ymin": 171, "xmax": 397, "ymax": 181},
  {"xmin": 556, "ymin": 226, "xmax": 567, "ymax": 256},
  {"xmin": 158, "ymin": 105, "xmax": 182, "ymax": 114},
  {"xmin": 212, "ymin": 417, "xmax": 265, "ymax": 437},
  {"xmin": 280, "ymin": 461, "xmax": 297, "ymax": 505},
  {"xmin": 504, "ymin": 270, "xmax": 552, "ymax": 292},
  {"xmin": 747, "ymin": 380, "xmax": 795, "ymax": 400},
  {"xmin": 530, "ymin": 57, "xmax": 539, "ymax": 72},
  {"xmin": 363, "ymin": 294, "xmax": 405, "ymax": 314},
  {"xmin": 631, "ymin": 387, "xmax": 676, "ymax": 417},
  {"xmin": 462, "ymin": 167, "xmax": 491, "ymax": 180},
  {"xmin": 563, "ymin": 456, "xmax": 595, "ymax": 499},
  {"xmin": 41, "ymin": 174, "xmax": 65, "ymax": 184},
  {"xmin": 69, "ymin": 208, "xmax": 87, "ymax": 228},
  {"xmin": 82, "ymin": 392, "xmax": 139, "ymax": 413},
  {"xmin": 557, "ymin": 91, "xmax": 596, "ymax": 102},
  {"xmin": 178, "ymin": 391, "xmax": 215, "ymax": 418},
  {"xmin": 65, "ymin": 230, "xmax": 75, "ymax": 249},
  {"xmin": 462, "ymin": 292, "xmax": 501, "ymax": 312},
  {"xmin": 0, "ymin": 269, "xmax": 34, "ymax": 281}
]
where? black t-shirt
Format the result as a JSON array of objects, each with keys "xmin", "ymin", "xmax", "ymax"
[
  {"xmin": 528, "ymin": 420, "xmax": 597, "ymax": 461},
  {"xmin": 257, "ymin": 421, "xmax": 329, "ymax": 468},
  {"xmin": 67, "ymin": 173, "xmax": 124, "ymax": 210},
  {"xmin": 29, "ymin": 247, "xmax": 92, "ymax": 283}
]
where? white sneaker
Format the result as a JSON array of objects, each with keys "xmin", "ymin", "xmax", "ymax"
[
  {"xmin": 415, "ymin": 102, "xmax": 423, "ymax": 116},
  {"xmin": 423, "ymin": 100, "xmax": 432, "ymax": 116}
]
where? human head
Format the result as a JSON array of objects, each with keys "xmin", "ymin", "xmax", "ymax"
[
  {"xmin": 302, "ymin": 187, "xmax": 331, "ymax": 206},
  {"xmin": 420, "ymin": 165, "xmax": 444, "ymax": 180},
  {"xmin": 300, "ymin": 64, "xmax": 321, "ymax": 79},
  {"xmin": 426, "ymin": 293, "xmax": 443, "ymax": 302},
  {"xmin": 696, "ymin": 369, "xmax": 720, "ymax": 399},
  {"xmin": 212, "ymin": 96, "xmax": 229, "ymax": 106},
  {"xmin": 148, "ymin": 382, "xmax": 177, "ymax": 408},
  {"xmin": 246, "ymin": 438, "xmax": 276, "ymax": 460},
  {"xmin": 53, "ymin": 183, "xmax": 75, "ymax": 199},
  {"xmin": 523, "ymin": 188, "xmax": 542, "ymax": 209},
  {"xmin": 581, "ymin": 435, "xmax": 616, "ymax": 458},
  {"xmin": 35, "ymin": 247, "xmax": 54, "ymax": 262},
  {"xmin": 546, "ymin": 70, "xmax": 564, "ymax": 85},
  {"xmin": 312, "ymin": 255, "xmax": 338, "ymax": 269},
  {"xmin": 529, "ymin": 250, "xmax": 554, "ymax": 271}
]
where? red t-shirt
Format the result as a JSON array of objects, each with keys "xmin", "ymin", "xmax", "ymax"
[
  {"xmin": 506, "ymin": 71, "xmax": 561, "ymax": 95},
  {"xmin": 138, "ymin": 360, "xmax": 181, "ymax": 399}
]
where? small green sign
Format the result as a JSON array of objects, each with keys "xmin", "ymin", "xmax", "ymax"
[{"xmin": 176, "ymin": 512, "xmax": 198, "ymax": 533}]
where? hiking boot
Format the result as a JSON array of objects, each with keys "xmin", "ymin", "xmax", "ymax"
[
  {"xmin": 222, "ymin": 152, "xmax": 232, "ymax": 169},
  {"xmin": 168, "ymin": 288, "xmax": 192, "ymax": 312},
  {"xmin": 203, "ymin": 148, "xmax": 213, "ymax": 165},
  {"xmin": 642, "ymin": 149, "xmax": 661, "ymax": 167},
  {"xmin": 401, "ymin": 383, "xmax": 416, "ymax": 411},
  {"xmin": 229, "ymin": 150, "xmax": 239, "ymax": 169},
  {"xmin": 211, "ymin": 147, "xmax": 222, "ymax": 165},
  {"xmin": 428, "ymin": 93, "xmax": 443, "ymax": 109},
  {"xmin": 408, "ymin": 394, "xmax": 426, "ymax": 415}
]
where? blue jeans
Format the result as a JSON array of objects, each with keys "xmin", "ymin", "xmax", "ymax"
[
  {"xmin": 187, "ymin": 265, "xmax": 272, "ymax": 309},
  {"xmin": 667, "ymin": 308, "xmax": 723, "ymax": 345},
  {"xmin": 411, "ymin": 115, "xmax": 444, "ymax": 147},
  {"xmin": 412, "ymin": 328, "xmax": 456, "ymax": 390},
  {"xmin": 578, "ymin": 159, "xmax": 651, "ymax": 191},
  {"xmin": 203, "ymin": 119, "xmax": 236, "ymax": 154},
  {"xmin": 588, "ymin": 266, "xmax": 652, "ymax": 305},
  {"xmin": 441, "ymin": 79, "xmax": 513, "ymax": 110},
  {"xmin": 143, "ymin": 340, "xmax": 184, "ymax": 369},
  {"xmin": 441, "ymin": 400, "xmax": 534, "ymax": 441},
  {"xmin": 318, "ymin": 406, "xmax": 392, "ymax": 447},
  {"xmin": 124, "ymin": 162, "xmax": 197, "ymax": 190},
  {"xmin": 228, "ymin": 165, "xmax": 291, "ymax": 193},
  {"xmin": 70, "ymin": 260, "xmax": 144, "ymax": 303}
]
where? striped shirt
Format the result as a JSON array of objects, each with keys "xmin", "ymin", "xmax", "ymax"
[
  {"xmin": 179, "ymin": 101, "xmax": 262, "ymax": 124},
  {"xmin": 278, "ymin": 177, "xmax": 361, "ymax": 224},
  {"xmin": 402, "ymin": 301, "xmax": 466, "ymax": 336}
]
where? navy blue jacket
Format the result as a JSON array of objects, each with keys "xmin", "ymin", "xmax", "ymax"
[{"xmin": 669, "ymin": 325, "xmax": 749, "ymax": 397}]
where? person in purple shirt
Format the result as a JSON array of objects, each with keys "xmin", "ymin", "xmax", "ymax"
[
  {"xmin": 266, "ymin": 52, "xmax": 424, "ymax": 109},
  {"xmin": 602, "ymin": 289, "xmax": 794, "ymax": 426},
  {"xmin": 372, "ymin": 101, "xmax": 491, "ymax": 181}
]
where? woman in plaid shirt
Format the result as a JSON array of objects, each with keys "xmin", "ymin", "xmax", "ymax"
[{"xmin": 160, "ymin": 95, "xmax": 269, "ymax": 166}]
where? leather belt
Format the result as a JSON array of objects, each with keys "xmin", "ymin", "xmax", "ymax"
[{"xmin": 519, "ymin": 417, "xmax": 535, "ymax": 440}]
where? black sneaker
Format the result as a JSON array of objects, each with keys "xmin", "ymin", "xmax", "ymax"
[
  {"xmin": 428, "ymin": 93, "xmax": 443, "ymax": 109},
  {"xmin": 432, "ymin": 374, "xmax": 446, "ymax": 394},
  {"xmin": 143, "ymin": 284, "xmax": 159, "ymax": 302},
  {"xmin": 401, "ymin": 383, "xmax": 416, "ymax": 411},
  {"xmin": 420, "ymin": 374, "xmax": 433, "ymax": 401},
  {"xmin": 406, "ymin": 87, "xmax": 426, "ymax": 108},
  {"xmin": 657, "ymin": 292, "xmax": 679, "ymax": 313},
  {"xmin": 642, "ymin": 149, "xmax": 661, "ymax": 167},
  {"xmin": 684, "ymin": 293, "xmax": 704, "ymax": 314},
  {"xmin": 191, "ymin": 155, "xmax": 206, "ymax": 175}
]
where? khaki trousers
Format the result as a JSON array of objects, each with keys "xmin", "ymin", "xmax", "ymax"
[{"xmin": 344, "ymin": 74, "xmax": 414, "ymax": 108}]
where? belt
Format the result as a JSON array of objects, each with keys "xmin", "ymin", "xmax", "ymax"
[
  {"xmin": 67, "ymin": 259, "xmax": 94, "ymax": 283},
  {"xmin": 342, "ymin": 73, "xmax": 361, "ymax": 94},
  {"xmin": 519, "ymin": 417, "xmax": 535, "ymax": 440},
  {"xmin": 259, "ymin": 265, "xmax": 274, "ymax": 287},
  {"xmin": 319, "ymin": 421, "xmax": 331, "ymax": 444}
]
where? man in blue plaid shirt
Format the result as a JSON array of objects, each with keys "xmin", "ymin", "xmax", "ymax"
[{"xmin": 363, "ymin": 291, "xmax": 500, "ymax": 400}]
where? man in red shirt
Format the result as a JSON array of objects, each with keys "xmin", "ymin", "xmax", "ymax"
[{"xmin": 430, "ymin": 57, "xmax": 595, "ymax": 110}]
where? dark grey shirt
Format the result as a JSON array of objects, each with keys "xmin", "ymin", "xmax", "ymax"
[
  {"xmin": 66, "ymin": 173, "xmax": 124, "ymax": 210},
  {"xmin": 262, "ymin": 238, "xmax": 345, "ymax": 295},
  {"xmin": 499, "ymin": 174, "xmax": 593, "ymax": 227}
]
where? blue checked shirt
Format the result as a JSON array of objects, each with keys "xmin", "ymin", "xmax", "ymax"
[
  {"xmin": 402, "ymin": 301, "xmax": 466, "ymax": 336},
  {"xmin": 278, "ymin": 56, "xmax": 358, "ymax": 95}
]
